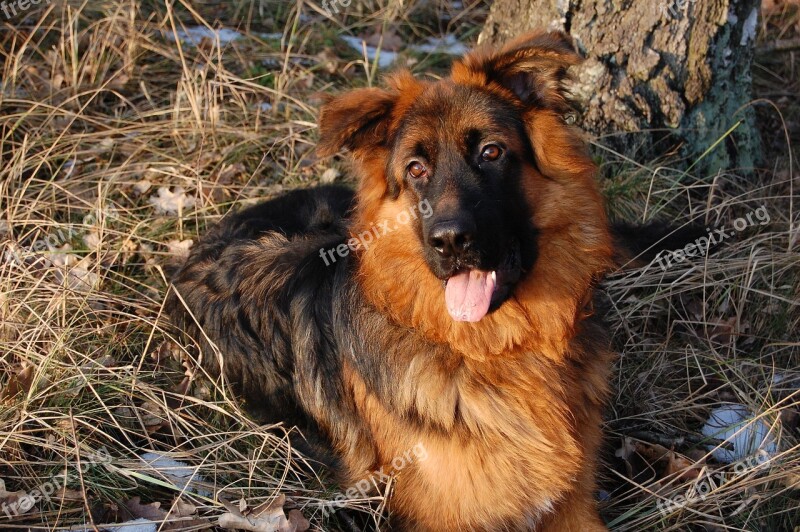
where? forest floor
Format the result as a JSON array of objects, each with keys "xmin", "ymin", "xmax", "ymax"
[{"xmin": 0, "ymin": 1, "xmax": 799, "ymax": 531}]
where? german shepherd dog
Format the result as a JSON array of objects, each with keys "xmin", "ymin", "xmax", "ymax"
[{"xmin": 167, "ymin": 32, "xmax": 615, "ymax": 530}]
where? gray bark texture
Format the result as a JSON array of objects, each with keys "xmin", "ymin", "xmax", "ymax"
[{"xmin": 480, "ymin": 0, "xmax": 762, "ymax": 174}]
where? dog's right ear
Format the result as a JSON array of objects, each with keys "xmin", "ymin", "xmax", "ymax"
[
  {"xmin": 452, "ymin": 31, "xmax": 581, "ymax": 113},
  {"xmin": 317, "ymin": 88, "xmax": 397, "ymax": 157}
]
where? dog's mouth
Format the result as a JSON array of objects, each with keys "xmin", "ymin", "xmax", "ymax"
[{"xmin": 443, "ymin": 241, "xmax": 521, "ymax": 322}]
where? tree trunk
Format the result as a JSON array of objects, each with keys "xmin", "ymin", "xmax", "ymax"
[{"xmin": 480, "ymin": 0, "xmax": 762, "ymax": 174}]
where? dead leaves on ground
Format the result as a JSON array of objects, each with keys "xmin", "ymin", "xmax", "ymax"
[
  {"xmin": 1, "ymin": 474, "xmax": 310, "ymax": 530},
  {"xmin": 0, "ymin": 478, "xmax": 86, "ymax": 518},
  {"xmin": 113, "ymin": 494, "xmax": 309, "ymax": 532},
  {"xmin": 148, "ymin": 186, "xmax": 197, "ymax": 216},
  {"xmin": 115, "ymin": 401, "xmax": 170, "ymax": 434},
  {"xmin": 219, "ymin": 494, "xmax": 309, "ymax": 532},
  {"xmin": 0, "ymin": 364, "xmax": 35, "ymax": 402},
  {"xmin": 0, "ymin": 478, "xmax": 29, "ymax": 513},
  {"xmin": 119, "ymin": 496, "xmax": 210, "ymax": 530},
  {"xmin": 615, "ymin": 437, "xmax": 707, "ymax": 492},
  {"xmin": 150, "ymin": 339, "xmax": 205, "ymax": 399}
]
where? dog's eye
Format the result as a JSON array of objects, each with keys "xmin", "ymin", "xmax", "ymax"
[
  {"xmin": 480, "ymin": 144, "xmax": 502, "ymax": 162},
  {"xmin": 407, "ymin": 162, "xmax": 428, "ymax": 179}
]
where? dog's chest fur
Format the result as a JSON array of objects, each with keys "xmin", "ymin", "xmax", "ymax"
[{"xmin": 332, "ymin": 286, "xmax": 593, "ymax": 530}]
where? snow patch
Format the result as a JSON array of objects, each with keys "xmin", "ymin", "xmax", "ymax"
[
  {"xmin": 340, "ymin": 36, "xmax": 398, "ymax": 68},
  {"xmin": 167, "ymin": 26, "xmax": 244, "ymax": 47},
  {"xmin": 107, "ymin": 518, "xmax": 157, "ymax": 532},
  {"xmin": 740, "ymin": 8, "xmax": 758, "ymax": 46},
  {"xmin": 139, "ymin": 452, "xmax": 211, "ymax": 497},
  {"xmin": 701, "ymin": 404, "xmax": 777, "ymax": 463},
  {"xmin": 410, "ymin": 34, "xmax": 468, "ymax": 56},
  {"xmin": 257, "ymin": 32, "xmax": 284, "ymax": 41}
]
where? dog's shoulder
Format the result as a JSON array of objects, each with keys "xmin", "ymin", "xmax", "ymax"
[{"xmin": 164, "ymin": 185, "xmax": 357, "ymax": 409}]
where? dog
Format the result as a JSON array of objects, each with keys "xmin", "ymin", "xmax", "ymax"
[{"xmin": 167, "ymin": 31, "xmax": 615, "ymax": 531}]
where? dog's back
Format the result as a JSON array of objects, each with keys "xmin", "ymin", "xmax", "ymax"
[{"xmin": 166, "ymin": 185, "xmax": 355, "ymax": 463}]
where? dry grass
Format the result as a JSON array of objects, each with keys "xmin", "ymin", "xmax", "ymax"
[{"xmin": 0, "ymin": 1, "xmax": 797, "ymax": 531}]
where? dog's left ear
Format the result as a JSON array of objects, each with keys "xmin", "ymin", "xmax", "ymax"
[
  {"xmin": 316, "ymin": 88, "xmax": 397, "ymax": 157},
  {"xmin": 452, "ymin": 31, "xmax": 581, "ymax": 112}
]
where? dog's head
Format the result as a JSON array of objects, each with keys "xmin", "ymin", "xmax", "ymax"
[{"xmin": 319, "ymin": 32, "xmax": 609, "ymax": 332}]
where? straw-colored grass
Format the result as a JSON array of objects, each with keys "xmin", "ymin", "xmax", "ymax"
[{"xmin": 0, "ymin": 1, "xmax": 797, "ymax": 531}]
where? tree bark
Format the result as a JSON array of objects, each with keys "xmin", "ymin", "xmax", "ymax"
[{"xmin": 480, "ymin": 0, "xmax": 762, "ymax": 174}]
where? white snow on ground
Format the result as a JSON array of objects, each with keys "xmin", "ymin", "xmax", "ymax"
[
  {"xmin": 340, "ymin": 36, "xmax": 398, "ymax": 68},
  {"xmin": 341, "ymin": 33, "xmax": 468, "ymax": 69},
  {"xmin": 107, "ymin": 518, "xmax": 158, "ymax": 532},
  {"xmin": 166, "ymin": 26, "xmax": 244, "ymax": 46},
  {"xmin": 139, "ymin": 452, "xmax": 211, "ymax": 497},
  {"xmin": 740, "ymin": 8, "xmax": 758, "ymax": 46},
  {"xmin": 410, "ymin": 34, "xmax": 468, "ymax": 56},
  {"xmin": 701, "ymin": 404, "xmax": 777, "ymax": 463},
  {"xmin": 168, "ymin": 28, "xmax": 467, "ymax": 68}
]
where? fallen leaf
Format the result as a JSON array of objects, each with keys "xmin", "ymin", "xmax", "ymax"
[
  {"xmin": 108, "ymin": 72, "xmax": 130, "ymax": 90},
  {"xmin": 54, "ymin": 487, "xmax": 85, "ymax": 503},
  {"xmin": 1, "ymin": 365, "xmax": 35, "ymax": 401},
  {"xmin": 148, "ymin": 187, "xmax": 196, "ymax": 215},
  {"xmin": 166, "ymin": 239, "xmax": 193, "ymax": 258},
  {"xmin": 151, "ymin": 340, "xmax": 182, "ymax": 367},
  {"xmin": 133, "ymin": 180, "xmax": 152, "ymax": 195},
  {"xmin": 123, "ymin": 497, "xmax": 165, "ymax": 521},
  {"xmin": 171, "ymin": 497, "xmax": 197, "ymax": 517},
  {"xmin": 663, "ymin": 451, "xmax": 703, "ymax": 482},
  {"xmin": 139, "ymin": 400, "xmax": 169, "ymax": 433},
  {"xmin": 286, "ymin": 509, "xmax": 309, "ymax": 531},
  {"xmin": 65, "ymin": 261, "xmax": 100, "ymax": 291},
  {"xmin": 121, "ymin": 496, "xmax": 209, "ymax": 531},
  {"xmin": 363, "ymin": 28, "xmax": 403, "ymax": 51},
  {"xmin": 0, "ymin": 478, "xmax": 30, "ymax": 514},
  {"xmin": 320, "ymin": 168, "xmax": 339, "ymax": 184},
  {"xmin": 709, "ymin": 316, "xmax": 737, "ymax": 344},
  {"xmin": 175, "ymin": 354, "xmax": 197, "ymax": 396},
  {"xmin": 780, "ymin": 470, "xmax": 800, "ymax": 489},
  {"xmin": 218, "ymin": 510, "xmax": 294, "ymax": 532},
  {"xmin": 216, "ymin": 162, "xmax": 247, "ymax": 185},
  {"xmin": 315, "ymin": 48, "xmax": 340, "ymax": 74},
  {"xmin": 49, "ymin": 243, "xmax": 79, "ymax": 268},
  {"xmin": 219, "ymin": 494, "xmax": 296, "ymax": 532},
  {"xmin": 83, "ymin": 231, "xmax": 102, "ymax": 250},
  {"xmin": 633, "ymin": 440, "xmax": 672, "ymax": 467}
]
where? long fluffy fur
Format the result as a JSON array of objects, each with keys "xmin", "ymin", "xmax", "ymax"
[{"xmin": 167, "ymin": 31, "xmax": 615, "ymax": 531}]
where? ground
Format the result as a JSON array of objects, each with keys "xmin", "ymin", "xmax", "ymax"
[{"xmin": 0, "ymin": 1, "xmax": 798, "ymax": 531}]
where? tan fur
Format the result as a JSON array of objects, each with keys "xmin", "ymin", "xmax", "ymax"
[{"xmin": 316, "ymin": 32, "xmax": 615, "ymax": 531}]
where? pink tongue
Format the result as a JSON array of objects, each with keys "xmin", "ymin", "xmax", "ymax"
[{"xmin": 445, "ymin": 270, "xmax": 497, "ymax": 322}]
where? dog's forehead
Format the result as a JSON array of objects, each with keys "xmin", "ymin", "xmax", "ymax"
[
  {"xmin": 395, "ymin": 82, "xmax": 522, "ymax": 150},
  {"xmin": 410, "ymin": 83, "xmax": 499, "ymax": 127}
]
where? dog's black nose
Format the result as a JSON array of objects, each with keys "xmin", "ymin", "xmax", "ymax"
[{"xmin": 429, "ymin": 219, "xmax": 475, "ymax": 258}]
